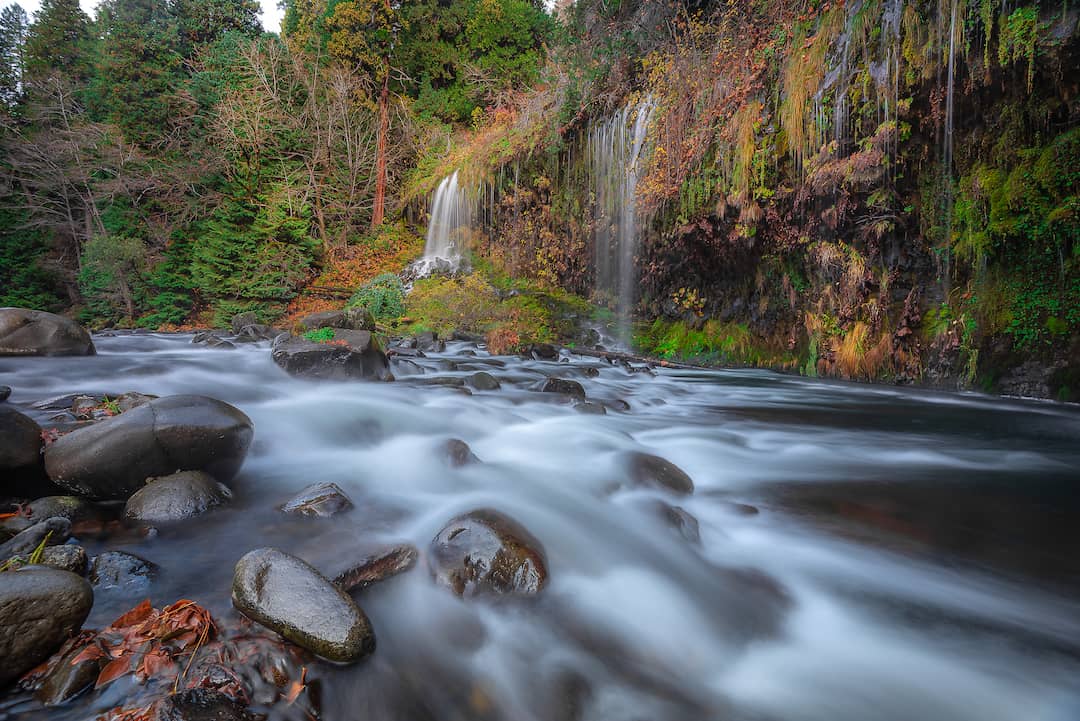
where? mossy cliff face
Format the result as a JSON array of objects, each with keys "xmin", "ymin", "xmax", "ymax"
[{"xmin": 434, "ymin": 0, "xmax": 1079, "ymax": 399}]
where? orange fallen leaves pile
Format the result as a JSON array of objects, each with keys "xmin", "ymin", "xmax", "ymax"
[{"xmin": 73, "ymin": 599, "xmax": 216, "ymax": 691}]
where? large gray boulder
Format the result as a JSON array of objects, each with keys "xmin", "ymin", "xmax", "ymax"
[
  {"xmin": 0, "ymin": 308, "xmax": 95, "ymax": 356},
  {"xmin": 0, "ymin": 567, "xmax": 93, "ymax": 687},
  {"xmin": 297, "ymin": 308, "xmax": 375, "ymax": 333},
  {"xmin": 124, "ymin": 470, "xmax": 232, "ymax": 524},
  {"xmin": 271, "ymin": 331, "xmax": 392, "ymax": 381},
  {"xmin": 232, "ymin": 548, "xmax": 375, "ymax": 662},
  {"xmin": 428, "ymin": 509, "xmax": 548, "ymax": 598},
  {"xmin": 0, "ymin": 405, "xmax": 49, "ymax": 496},
  {"xmin": 45, "ymin": 395, "xmax": 253, "ymax": 500}
]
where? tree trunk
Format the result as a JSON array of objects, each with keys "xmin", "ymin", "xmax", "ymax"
[{"xmin": 371, "ymin": 70, "xmax": 389, "ymax": 229}]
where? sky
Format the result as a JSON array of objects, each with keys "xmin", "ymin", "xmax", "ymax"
[{"xmin": 9, "ymin": 0, "xmax": 285, "ymax": 33}]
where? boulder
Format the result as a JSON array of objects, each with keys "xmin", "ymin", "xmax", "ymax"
[
  {"xmin": 232, "ymin": 548, "xmax": 375, "ymax": 662},
  {"xmin": 234, "ymin": 324, "xmax": 279, "ymax": 343},
  {"xmin": 414, "ymin": 331, "xmax": 445, "ymax": 353},
  {"xmin": 39, "ymin": 545, "xmax": 89, "ymax": 575},
  {"xmin": 0, "ymin": 405, "xmax": 48, "ymax": 495},
  {"xmin": 271, "ymin": 332, "xmax": 392, "ymax": 382},
  {"xmin": 528, "ymin": 343, "xmax": 559, "ymax": 360},
  {"xmin": 124, "ymin": 471, "xmax": 232, "ymax": 524},
  {"xmin": 298, "ymin": 308, "xmax": 375, "ymax": 333},
  {"xmin": 625, "ymin": 452, "xmax": 695, "ymax": 495},
  {"xmin": 0, "ymin": 567, "xmax": 93, "ymax": 687},
  {"xmin": 0, "ymin": 385, "xmax": 10, "ymax": 402},
  {"xmin": 279, "ymin": 482, "xmax": 353, "ymax": 518},
  {"xmin": 0, "ymin": 308, "xmax": 95, "ymax": 356},
  {"xmin": 230, "ymin": 312, "xmax": 259, "ymax": 334},
  {"xmin": 45, "ymin": 395, "xmax": 253, "ymax": 500},
  {"xmin": 539, "ymin": 377, "xmax": 586, "ymax": 398},
  {"xmin": 330, "ymin": 544, "xmax": 419, "ymax": 592},
  {"xmin": 467, "ymin": 372, "xmax": 501, "ymax": 391},
  {"xmin": 89, "ymin": 551, "xmax": 157, "ymax": 592},
  {"xmin": 428, "ymin": 509, "xmax": 547, "ymax": 597}
]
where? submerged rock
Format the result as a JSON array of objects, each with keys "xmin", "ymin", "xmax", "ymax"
[
  {"xmin": 429, "ymin": 509, "xmax": 548, "ymax": 597},
  {"xmin": 155, "ymin": 688, "xmax": 256, "ymax": 721},
  {"xmin": 574, "ymin": 400, "xmax": 607, "ymax": 415},
  {"xmin": 45, "ymin": 395, "xmax": 254, "ymax": 500},
  {"xmin": 279, "ymin": 482, "xmax": 353, "ymax": 518},
  {"xmin": 442, "ymin": 438, "xmax": 480, "ymax": 467},
  {"xmin": 467, "ymin": 371, "xmax": 501, "ymax": 391},
  {"xmin": 0, "ymin": 308, "xmax": 95, "ymax": 356},
  {"xmin": 0, "ymin": 567, "xmax": 93, "ymax": 686},
  {"xmin": 124, "ymin": 470, "xmax": 233, "ymax": 524},
  {"xmin": 625, "ymin": 451, "xmax": 695, "ymax": 495},
  {"xmin": 232, "ymin": 548, "xmax": 375, "ymax": 662},
  {"xmin": 35, "ymin": 636, "xmax": 102, "ymax": 706},
  {"xmin": 0, "ymin": 385, "xmax": 10, "ymax": 402},
  {"xmin": 271, "ymin": 332, "xmax": 393, "ymax": 382}
]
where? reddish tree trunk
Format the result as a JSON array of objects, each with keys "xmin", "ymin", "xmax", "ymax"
[{"xmin": 372, "ymin": 71, "xmax": 389, "ymax": 229}]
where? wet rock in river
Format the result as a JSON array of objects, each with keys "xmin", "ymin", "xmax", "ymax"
[
  {"xmin": 279, "ymin": 482, "xmax": 353, "ymax": 518},
  {"xmin": 124, "ymin": 470, "xmax": 233, "ymax": 524},
  {"xmin": 429, "ymin": 509, "xmax": 548, "ymax": 597},
  {"xmin": 230, "ymin": 311, "xmax": 259, "ymax": 334},
  {"xmin": 528, "ymin": 343, "xmax": 559, "ymax": 360},
  {"xmin": 154, "ymin": 688, "xmax": 256, "ymax": 721},
  {"xmin": 625, "ymin": 451, "xmax": 695, "ymax": 495},
  {"xmin": 45, "ymin": 394, "xmax": 254, "ymax": 500},
  {"xmin": 232, "ymin": 547, "xmax": 375, "ymax": 662},
  {"xmin": 645, "ymin": 500, "xmax": 701, "ymax": 544},
  {"xmin": 0, "ymin": 385, "xmax": 10, "ymax": 402},
  {"xmin": 0, "ymin": 517, "xmax": 70, "ymax": 560},
  {"xmin": 442, "ymin": 438, "xmax": 480, "ymax": 467},
  {"xmin": 467, "ymin": 371, "xmax": 501, "ymax": 391},
  {"xmin": 89, "ymin": 550, "xmax": 157, "ymax": 592},
  {"xmin": 115, "ymin": 391, "xmax": 158, "ymax": 412},
  {"xmin": 272, "ymin": 331, "xmax": 393, "ymax": 382},
  {"xmin": 26, "ymin": 495, "xmax": 103, "ymax": 524},
  {"xmin": 39, "ymin": 544, "xmax": 89, "ymax": 574},
  {"xmin": 414, "ymin": 331, "xmax": 445, "ymax": 353},
  {"xmin": 0, "ymin": 308, "xmax": 95, "ymax": 357},
  {"xmin": 0, "ymin": 404, "xmax": 48, "ymax": 496},
  {"xmin": 539, "ymin": 377, "xmax": 586, "ymax": 398},
  {"xmin": 331, "ymin": 544, "xmax": 419, "ymax": 592},
  {"xmin": 34, "ymin": 635, "xmax": 102, "ymax": 706},
  {"xmin": 574, "ymin": 400, "xmax": 607, "ymax": 415},
  {"xmin": 0, "ymin": 567, "xmax": 93, "ymax": 686}
]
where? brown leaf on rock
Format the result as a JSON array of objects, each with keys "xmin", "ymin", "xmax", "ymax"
[{"xmin": 96, "ymin": 656, "xmax": 133, "ymax": 689}]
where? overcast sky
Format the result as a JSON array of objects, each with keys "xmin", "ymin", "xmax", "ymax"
[{"xmin": 8, "ymin": 0, "xmax": 285, "ymax": 33}]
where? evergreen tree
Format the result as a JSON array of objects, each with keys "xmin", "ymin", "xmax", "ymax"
[
  {"xmin": 23, "ymin": 0, "xmax": 89, "ymax": 81},
  {"xmin": 172, "ymin": 0, "xmax": 262, "ymax": 50},
  {"xmin": 0, "ymin": 3, "xmax": 27, "ymax": 108}
]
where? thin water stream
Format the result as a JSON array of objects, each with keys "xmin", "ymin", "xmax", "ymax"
[{"xmin": 2, "ymin": 333, "xmax": 1079, "ymax": 721}]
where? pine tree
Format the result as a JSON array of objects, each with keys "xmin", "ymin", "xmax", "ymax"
[
  {"xmin": 0, "ymin": 3, "xmax": 27, "ymax": 108},
  {"xmin": 23, "ymin": 0, "xmax": 89, "ymax": 81}
]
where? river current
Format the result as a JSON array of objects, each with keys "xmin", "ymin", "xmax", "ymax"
[{"xmin": 2, "ymin": 332, "xmax": 1079, "ymax": 721}]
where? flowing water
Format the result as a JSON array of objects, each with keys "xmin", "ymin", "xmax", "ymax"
[
  {"xmin": 416, "ymin": 172, "xmax": 473, "ymax": 277},
  {"xmin": 3, "ymin": 333, "xmax": 1080, "ymax": 721},
  {"xmin": 590, "ymin": 99, "xmax": 656, "ymax": 341}
]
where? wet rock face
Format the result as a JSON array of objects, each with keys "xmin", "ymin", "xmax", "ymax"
[
  {"xmin": 271, "ymin": 332, "xmax": 393, "ymax": 382},
  {"xmin": 539, "ymin": 377, "xmax": 586, "ymax": 398},
  {"xmin": 35, "ymin": 636, "xmax": 102, "ymax": 706},
  {"xmin": 0, "ymin": 308, "xmax": 96, "ymax": 356},
  {"xmin": 428, "ymin": 509, "xmax": 548, "ymax": 598},
  {"xmin": 0, "ymin": 567, "xmax": 94, "ymax": 686},
  {"xmin": 154, "ymin": 688, "xmax": 255, "ymax": 721},
  {"xmin": 298, "ymin": 308, "xmax": 376, "ymax": 333},
  {"xmin": 0, "ymin": 517, "xmax": 71, "ymax": 561},
  {"xmin": 279, "ymin": 482, "xmax": 354, "ymax": 518},
  {"xmin": 232, "ymin": 548, "xmax": 376, "ymax": 663},
  {"xmin": 625, "ymin": 452, "xmax": 695, "ymax": 495},
  {"xmin": 442, "ymin": 439, "xmax": 480, "ymax": 467},
  {"xmin": 124, "ymin": 471, "xmax": 232, "ymax": 524},
  {"xmin": 44, "ymin": 395, "xmax": 254, "ymax": 500},
  {"xmin": 330, "ymin": 544, "xmax": 419, "ymax": 592},
  {"xmin": 0, "ymin": 405, "xmax": 47, "ymax": 495},
  {"xmin": 467, "ymin": 372, "xmax": 501, "ymax": 391},
  {"xmin": 89, "ymin": 551, "xmax": 158, "ymax": 593}
]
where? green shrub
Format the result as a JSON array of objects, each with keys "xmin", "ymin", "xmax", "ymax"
[
  {"xmin": 303, "ymin": 327, "xmax": 336, "ymax": 342},
  {"xmin": 347, "ymin": 273, "xmax": 406, "ymax": 320}
]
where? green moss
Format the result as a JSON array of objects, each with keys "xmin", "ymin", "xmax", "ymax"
[{"xmin": 304, "ymin": 327, "xmax": 336, "ymax": 342}]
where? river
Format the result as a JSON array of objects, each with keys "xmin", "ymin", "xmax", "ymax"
[{"xmin": 2, "ymin": 332, "xmax": 1079, "ymax": 721}]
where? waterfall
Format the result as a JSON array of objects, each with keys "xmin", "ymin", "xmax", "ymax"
[
  {"xmin": 415, "ymin": 171, "xmax": 472, "ymax": 277},
  {"xmin": 589, "ymin": 97, "xmax": 656, "ymax": 342}
]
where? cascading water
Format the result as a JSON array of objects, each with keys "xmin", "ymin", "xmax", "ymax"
[
  {"xmin": 414, "ymin": 171, "xmax": 472, "ymax": 277},
  {"xmin": 590, "ymin": 98, "xmax": 656, "ymax": 343}
]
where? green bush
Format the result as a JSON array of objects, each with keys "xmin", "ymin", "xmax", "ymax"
[
  {"xmin": 303, "ymin": 327, "xmax": 336, "ymax": 342},
  {"xmin": 346, "ymin": 273, "xmax": 406, "ymax": 320}
]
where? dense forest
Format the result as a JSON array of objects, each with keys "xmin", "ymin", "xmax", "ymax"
[{"xmin": 1, "ymin": 0, "xmax": 1077, "ymax": 399}]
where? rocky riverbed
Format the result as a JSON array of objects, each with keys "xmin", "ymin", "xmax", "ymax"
[{"xmin": 2, "ymin": 312, "xmax": 1080, "ymax": 721}]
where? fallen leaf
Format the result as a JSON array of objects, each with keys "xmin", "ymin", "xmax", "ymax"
[{"xmin": 96, "ymin": 656, "xmax": 133, "ymax": 689}]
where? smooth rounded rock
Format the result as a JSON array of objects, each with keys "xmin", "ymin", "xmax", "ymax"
[
  {"xmin": 39, "ymin": 544, "xmax": 89, "ymax": 575},
  {"xmin": 34, "ymin": 636, "xmax": 102, "ymax": 706},
  {"xmin": 625, "ymin": 451, "xmax": 695, "ymax": 494},
  {"xmin": 467, "ymin": 372, "xmax": 501, "ymax": 391},
  {"xmin": 0, "ymin": 517, "xmax": 70, "ymax": 561},
  {"xmin": 0, "ymin": 405, "xmax": 47, "ymax": 495},
  {"xmin": 0, "ymin": 308, "xmax": 95, "ymax": 356},
  {"xmin": 27, "ymin": 496, "xmax": 103, "ymax": 524},
  {"xmin": 539, "ymin": 377, "xmax": 586, "ymax": 398},
  {"xmin": 45, "ymin": 395, "xmax": 253, "ymax": 500},
  {"xmin": 0, "ymin": 385, "xmax": 10, "ymax": 402},
  {"xmin": 442, "ymin": 438, "xmax": 480, "ymax": 467},
  {"xmin": 232, "ymin": 548, "xmax": 375, "ymax": 662},
  {"xmin": 124, "ymin": 471, "xmax": 232, "ymax": 524},
  {"xmin": 155, "ymin": 688, "xmax": 254, "ymax": 721},
  {"xmin": 89, "ymin": 551, "xmax": 157, "ymax": 592},
  {"xmin": 0, "ymin": 567, "xmax": 93, "ymax": 686},
  {"xmin": 428, "ymin": 509, "xmax": 548, "ymax": 597}
]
